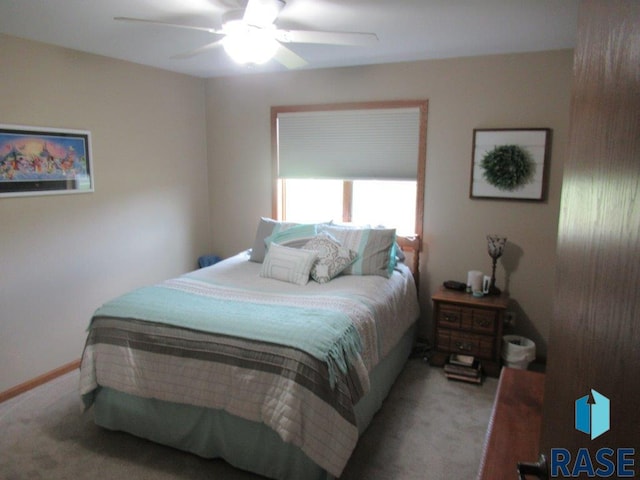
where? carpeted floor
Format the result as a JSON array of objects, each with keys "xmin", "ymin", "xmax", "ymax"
[{"xmin": 0, "ymin": 359, "xmax": 497, "ymax": 480}]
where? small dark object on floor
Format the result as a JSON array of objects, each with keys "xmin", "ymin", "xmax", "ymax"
[{"xmin": 411, "ymin": 340, "xmax": 432, "ymax": 362}]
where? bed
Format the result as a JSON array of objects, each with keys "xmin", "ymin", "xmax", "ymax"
[{"xmin": 79, "ymin": 219, "xmax": 421, "ymax": 480}]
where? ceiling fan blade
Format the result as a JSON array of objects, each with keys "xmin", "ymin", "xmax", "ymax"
[
  {"xmin": 274, "ymin": 29, "xmax": 378, "ymax": 46},
  {"xmin": 170, "ymin": 39, "xmax": 225, "ymax": 59},
  {"xmin": 114, "ymin": 16, "xmax": 223, "ymax": 35},
  {"xmin": 243, "ymin": 0, "xmax": 285, "ymax": 27},
  {"xmin": 272, "ymin": 43, "xmax": 308, "ymax": 69}
]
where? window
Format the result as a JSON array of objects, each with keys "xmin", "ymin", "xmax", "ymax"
[
  {"xmin": 272, "ymin": 101, "xmax": 427, "ymax": 237},
  {"xmin": 281, "ymin": 179, "xmax": 417, "ymax": 235},
  {"xmin": 280, "ymin": 179, "xmax": 343, "ymax": 223},
  {"xmin": 351, "ymin": 180, "xmax": 417, "ymax": 235}
]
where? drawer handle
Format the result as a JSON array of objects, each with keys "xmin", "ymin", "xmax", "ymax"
[
  {"xmin": 455, "ymin": 341, "xmax": 473, "ymax": 352},
  {"xmin": 476, "ymin": 319, "xmax": 491, "ymax": 327},
  {"xmin": 444, "ymin": 314, "xmax": 459, "ymax": 323}
]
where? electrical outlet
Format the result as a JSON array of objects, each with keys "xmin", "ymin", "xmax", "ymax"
[{"xmin": 505, "ymin": 311, "xmax": 516, "ymax": 327}]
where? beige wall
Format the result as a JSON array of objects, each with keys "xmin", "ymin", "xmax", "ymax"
[
  {"xmin": 0, "ymin": 37, "xmax": 572, "ymax": 392},
  {"xmin": 206, "ymin": 50, "xmax": 573, "ymax": 358},
  {"xmin": 0, "ymin": 35, "xmax": 210, "ymax": 391}
]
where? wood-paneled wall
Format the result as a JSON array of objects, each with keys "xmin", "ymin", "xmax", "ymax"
[{"xmin": 541, "ymin": 0, "xmax": 640, "ymax": 457}]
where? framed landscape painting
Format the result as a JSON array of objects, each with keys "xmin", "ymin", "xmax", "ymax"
[{"xmin": 0, "ymin": 124, "xmax": 93, "ymax": 197}]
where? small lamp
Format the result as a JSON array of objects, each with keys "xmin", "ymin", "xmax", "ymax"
[{"xmin": 487, "ymin": 234, "xmax": 507, "ymax": 295}]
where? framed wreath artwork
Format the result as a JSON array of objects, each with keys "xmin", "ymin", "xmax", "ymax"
[{"xmin": 470, "ymin": 128, "xmax": 551, "ymax": 201}]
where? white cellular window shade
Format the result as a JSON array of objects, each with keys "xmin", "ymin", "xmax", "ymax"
[{"xmin": 277, "ymin": 107, "xmax": 421, "ymax": 180}]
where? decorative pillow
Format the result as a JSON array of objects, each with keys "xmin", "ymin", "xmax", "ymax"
[
  {"xmin": 249, "ymin": 217, "xmax": 296, "ymax": 263},
  {"xmin": 303, "ymin": 233, "xmax": 358, "ymax": 284},
  {"xmin": 265, "ymin": 222, "xmax": 319, "ymax": 250},
  {"xmin": 319, "ymin": 225, "xmax": 396, "ymax": 277},
  {"xmin": 260, "ymin": 243, "xmax": 317, "ymax": 285}
]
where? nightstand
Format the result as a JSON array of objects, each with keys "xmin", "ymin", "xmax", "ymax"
[{"xmin": 430, "ymin": 287, "xmax": 509, "ymax": 377}]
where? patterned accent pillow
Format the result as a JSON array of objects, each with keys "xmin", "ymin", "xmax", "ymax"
[
  {"xmin": 319, "ymin": 225, "xmax": 396, "ymax": 278},
  {"xmin": 260, "ymin": 243, "xmax": 317, "ymax": 285},
  {"xmin": 303, "ymin": 233, "xmax": 358, "ymax": 284}
]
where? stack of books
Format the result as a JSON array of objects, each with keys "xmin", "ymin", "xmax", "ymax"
[{"xmin": 444, "ymin": 354, "xmax": 483, "ymax": 384}]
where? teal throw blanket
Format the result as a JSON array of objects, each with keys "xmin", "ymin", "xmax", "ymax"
[{"xmin": 92, "ymin": 283, "xmax": 362, "ymax": 388}]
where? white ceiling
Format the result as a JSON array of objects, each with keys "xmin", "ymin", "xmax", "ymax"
[{"xmin": 0, "ymin": 0, "xmax": 579, "ymax": 78}]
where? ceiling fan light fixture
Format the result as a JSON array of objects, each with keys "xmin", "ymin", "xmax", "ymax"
[
  {"xmin": 115, "ymin": 0, "xmax": 377, "ymax": 71},
  {"xmin": 222, "ymin": 24, "xmax": 279, "ymax": 65},
  {"xmin": 243, "ymin": 0, "xmax": 285, "ymax": 28}
]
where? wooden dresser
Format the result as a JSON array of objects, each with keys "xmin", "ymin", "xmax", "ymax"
[
  {"xmin": 430, "ymin": 287, "xmax": 509, "ymax": 377},
  {"xmin": 477, "ymin": 368, "xmax": 545, "ymax": 480}
]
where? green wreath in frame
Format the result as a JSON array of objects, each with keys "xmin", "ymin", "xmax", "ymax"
[{"xmin": 480, "ymin": 144, "xmax": 535, "ymax": 191}]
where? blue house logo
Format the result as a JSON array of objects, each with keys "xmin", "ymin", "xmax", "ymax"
[
  {"xmin": 575, "ymin": 389, "xmax": 610, "ymax": 440},
  {"xmin": 550, "ymin": 389, "xmax": 635, "ymax": 477}
]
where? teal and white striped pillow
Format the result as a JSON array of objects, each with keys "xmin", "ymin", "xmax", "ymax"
[
  {"xmin": 249, "ymin": 217, "xmax": 297, "ymax": 263},
  {"xmin": 260, "ymin": 243, "xmax": 318, "ymax": 285},
  {"xmin": 265, "ymin": 222, "xmax": 319, "ymax": 250},
  {"xmin": 319, "ymin": 225, "xmax": 396, "ymax": 278}
]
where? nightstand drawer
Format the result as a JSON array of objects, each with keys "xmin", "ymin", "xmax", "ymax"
[
  {"xmin": 437, "ymin": 330, "xmax": 494, "ymax": 359},
  {"xmin": 461, "ymin": 309, "xmax": 497, "ymax": 334},
  {"xmin": 437, "ymin": 305, "xmax": 463, "ymax": 328},
  {"xmin": 440, "ymin": 305, "xmax": 497, "ymax": 334}
]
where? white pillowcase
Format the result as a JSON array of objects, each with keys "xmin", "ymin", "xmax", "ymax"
[{"xmin": 260, "ymin": 243, "xmax": 317, "ymax": 285}]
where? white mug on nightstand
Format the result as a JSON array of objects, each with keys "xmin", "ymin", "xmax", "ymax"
[{"xmin": 468, "ymin": 270, "xmax": 483, "ymax": 294}]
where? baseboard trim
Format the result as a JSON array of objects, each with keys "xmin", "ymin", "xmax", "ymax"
[{"xmin": 0, "ymin": 359, "xmax": 81, "ymax": 404}]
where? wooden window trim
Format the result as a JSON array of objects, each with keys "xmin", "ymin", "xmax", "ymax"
[{"xmin": 342, "ymin": 181, "xmax": 353, "ymax": 223}]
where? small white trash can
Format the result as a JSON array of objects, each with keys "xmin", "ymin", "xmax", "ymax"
[{"xmin": 502, "ymin": 335, "xmax": 536, "ymax": 370}]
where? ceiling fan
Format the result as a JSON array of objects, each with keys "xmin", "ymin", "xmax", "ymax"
[{"xmin": 115, "ymin": 0, "xmax": 378, "ymax": 69}]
